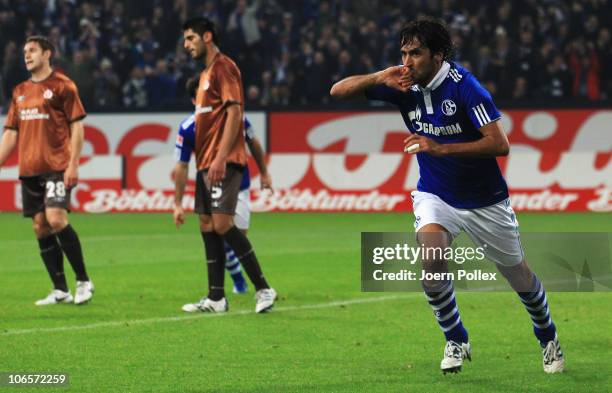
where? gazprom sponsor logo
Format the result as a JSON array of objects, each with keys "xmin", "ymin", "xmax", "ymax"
[
  {"xmin": 414, "ymin": 120, "xmax": 463, "ymax": 136},
  {"xmin": 407, "ymin": 106, "xmax": 462, "ymax": 136}
]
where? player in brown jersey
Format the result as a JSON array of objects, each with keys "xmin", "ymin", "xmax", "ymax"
[
  {"xmin": 181, "ymin": 17, "xmax": 275, "ymax": 313},
  {"xmin": 0, "ymin": 36, "xmax": 94, "ymax": 306}
]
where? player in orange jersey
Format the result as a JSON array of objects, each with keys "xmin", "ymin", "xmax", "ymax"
[{"xmin": 0, "ymin": 36, "xmax": 94, "ymax": 306}]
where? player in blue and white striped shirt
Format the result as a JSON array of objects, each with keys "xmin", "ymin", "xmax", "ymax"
[
  {"xmin": 331, "ymin": 19, "xmax": 563, "ymax": 374},
  {"xmin": 173, "ymin": 78, "xmax": 272, "ymax": 297}
]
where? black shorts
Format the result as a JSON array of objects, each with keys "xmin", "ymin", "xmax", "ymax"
[
  {"xmin": 20, "ymin": 172, "xmax": 71, "ymax": 217},
  {"xmin": 194, "ymin": 165, "xmax": 243, "ymax": 215}
]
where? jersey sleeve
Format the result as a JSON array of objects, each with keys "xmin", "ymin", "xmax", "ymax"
[
  {"xmin": 62, "ymin": 80, "xmax": 87, "ymax": 123},
  {"xmin": 460, "ymin": 75, "xmax": 501, "ymax": 129},
  {"xmin": 244, "ymin": 117, "xmax": 255, "ymax": 142},
  {"xmin": 174, "ymin": 121, "xmax": 195, "ymax": 163},
  {"xmin": 217, "ymin": 61, "xmax": 243, "ymax": 107},
  {"xmin": 4, "ymin": 95, "xmax": 19, "ymax": 131},
  {"xmin": 364, "ymin": 84, "xmax": 406, "ymax": 106}
]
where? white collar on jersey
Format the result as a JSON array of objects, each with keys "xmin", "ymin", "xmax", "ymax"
[
  {"xmin": 418, "ymin": 61, "xmax": 450, "ymax": 114},
  {"xmin": 423, "ymin": 61, "xmax": 450, "ymax": 91}
]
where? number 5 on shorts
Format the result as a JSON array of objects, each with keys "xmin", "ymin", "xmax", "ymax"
[{"xmin": 211, "ymin": 186, "xmax": 222, "ymax": 200}]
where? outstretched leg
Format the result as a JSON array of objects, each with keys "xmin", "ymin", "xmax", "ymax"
[{"xmin": 497, "ymin": 260, "xmax": 564, "ymax": 373}]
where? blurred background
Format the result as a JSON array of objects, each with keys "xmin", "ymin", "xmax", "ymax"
[
  {"xmin": 1, "ymin": 0, "xmax": 610, "ymax": 110},
  {"xmin": 0, "ymin": 0, "xmax": 610, "ymax": 214}
]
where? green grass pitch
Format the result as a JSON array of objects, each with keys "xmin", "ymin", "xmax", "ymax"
[{"xmin": 0, "ymin": 212, "xmax": 610, "ymax": 392}]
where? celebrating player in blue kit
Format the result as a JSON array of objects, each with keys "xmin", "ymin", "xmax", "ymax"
[
  {"xmin": 331, "ymin": 19, "xmax": 564, "ymax": 374},
  {"xmin": 173, "ymin": 77, "xmax": 273, "ymax": 298}
]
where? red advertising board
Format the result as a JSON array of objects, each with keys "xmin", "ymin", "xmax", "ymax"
[
  {"xmin": 0, "ymin": 111, "xmax": 610, "ymax": 213},
  {"xmin": 264, "ymin": 110, "xmax": 610, "ymax": 212}
]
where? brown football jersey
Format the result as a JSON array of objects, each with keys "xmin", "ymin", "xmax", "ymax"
[
  {"xmin": 194, "ymin": 53, "xmax": 247, "ymax": 170},
  {"xmin": 4, "ymin": 71, "xmax": 86, "ymax": 177}
]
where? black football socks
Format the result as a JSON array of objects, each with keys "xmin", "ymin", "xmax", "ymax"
[
  {"xmin": 221, "ymin": 226, "xmax": 269, "ymax": 291},
  {"xmin": 56, "ymin": 225, "xmax": 89, "ymax": 282},
  {"xmin": 201, "ymin": 232, "xmax": 226, "ymax": 301},
  {"xmin": 38, "ymin": 235, "xmax": 68, "ymax": 292}
]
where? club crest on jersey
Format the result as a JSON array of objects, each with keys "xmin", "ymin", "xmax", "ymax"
[
  {"xmin": 43, "ymin": 89, "xmax": 53, "ymax": 99},
  {"xmin": 17, "ymin": 95, "xmax": 25, "ymax": 102},
  {"xmin": 413, "ymin": 106, "xmax": 422, "ymax": 121},
  {"xmin": 442, "ymin": 99, "xmax": 456, "ymax": 116},
  {"xmin": 203, "ymin": 79, "xmax": 210, "ymax": 91}
]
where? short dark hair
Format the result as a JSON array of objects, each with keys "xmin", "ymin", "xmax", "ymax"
[
  {"xmin": 182, "ymin": 17, "xmax": 218, "ymax": 45},
  {"xmin": 186, "ymin": 76, "xmax": 199, "ymax": 100},
  {"xmin": 25, "ymin": 35, "xmax": 56, "ymax": 60},
  {"xmin": 399, "ymin": 19, "xmax": 453, "ymax": 61}
]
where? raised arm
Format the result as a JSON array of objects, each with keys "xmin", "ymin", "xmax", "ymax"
[{"xmin": 330, "ymin": 65, "xmax": 412, "ymax": 100}]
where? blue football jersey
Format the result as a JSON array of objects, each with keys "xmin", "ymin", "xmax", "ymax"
[
  {"xmin": 175, "ymin": 114, "xmax": 196, "ymax": 163},
  {"xmin": 365, "ymin": 61, "xmax": 509, "ymax": 208},
  {"xmin": 174, "ymin": 115, "xmax": 252, "ymax": 191}
]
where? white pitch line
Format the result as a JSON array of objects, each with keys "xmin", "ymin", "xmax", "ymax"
[{"xmin": 1, "ymin": 294, "xmax": 419, "ymax": 336}]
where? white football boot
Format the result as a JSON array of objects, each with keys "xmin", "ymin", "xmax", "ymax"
[
  {"xmin": 440, "ymin": 340, "xmax": 471, "ymax": 374},
  {"xmin": 255, "ymin": 288, "xmax": 277, "ymax": 313},
  {"xmin": 74, "ymin": 281, "xmax": 94, "ymax": 305},
  {"xmin": 35, "ymin": 289, "xmax": 73, "ymax": 306},
  {"xmin": 542, "ymin": 335, "xmax": 564, "ymax": 373},
  {"xmin": 182, "ymin": 297, "xmax": 228, "ymax": 313}
]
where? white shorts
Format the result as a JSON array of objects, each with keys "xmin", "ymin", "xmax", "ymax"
[
  {"xmin": 411, "ymin": 191, "xmax": 524, "ymax": 266},
  {"xmin": 234, "ymin": 189, "xmax": 251, "ymax": 230}
]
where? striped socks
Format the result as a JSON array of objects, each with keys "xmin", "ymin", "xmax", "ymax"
[
  {"xmin": 224, "ymin": 243, "xmax": 243, "ymax": 275},
  {"xmin": 224, "ymin": 242, "xmax": 247, "ymax": 292},
  {"xmin": 423, "ymin": 275, "xmax": 556, "ymax": 347},
  {"xmin": 518, "ymin": 274, "xmax": 557, "ymax": 346},
  {"xmin": 424, "ymin": 280, "xmax": 468, "ymax": 343}
]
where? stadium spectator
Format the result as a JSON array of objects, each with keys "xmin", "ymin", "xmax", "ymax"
[
  {"xmin": 146, "ymin": 58, "xmax": 177, "ymax": 108},
  {"xmin": 303, "ymin": 51, "xmax": 330, "ymax": 104},
  {"xmin": 3, "ymin": 41, "xmax": 28, "ymax": 103},
  {"xmin": 245, "ymin": 84, "xmax": 261, "ymax": 107},
  {"xmin": 93, "ymin": 57, "xmax": 121, "ymax": 108},
  {"xmin": 568, "ymin": 38, "xmax": 602, "ymax": 101},
  {"xmin": 537, "ymin": 54, "xmax": 572, "ymax": 99},
  {"xmin": 122, "ymin": 65, "xmax": 148, "ymax": 108},
  {"xmin": 63, "ymin": 49, "xmax": 96, "ymax": 109}
]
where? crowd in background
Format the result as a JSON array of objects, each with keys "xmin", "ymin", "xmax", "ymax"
[{"xmin": 1, "ymin": 0, "xmax": 611, "ymax": 112}]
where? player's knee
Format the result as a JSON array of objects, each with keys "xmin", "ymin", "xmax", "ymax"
[
  {"xmin": 497, "ymin": 259, "xmax": 531, "ymax": 284},
  {"xmin": 32, "ymin": 217, "xmax": 52, "ymax": 238},
  {"xmin": 213, "ymin": 223, "xmax": 232, "ymax": 235},
  {"xmin": 417, "ymin": 226, "xmax": 452, "ymax": 260},
  {"xmin": 46, "ymin": 214, "xmax": 68, "ymax": 232},
  {"xmin": 199, "ymin": 215, "xmax": 214, "ymax": 232},
  {"xmin": 212, "ymin": 216, "xmax": 233, "ymax": 235}
]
